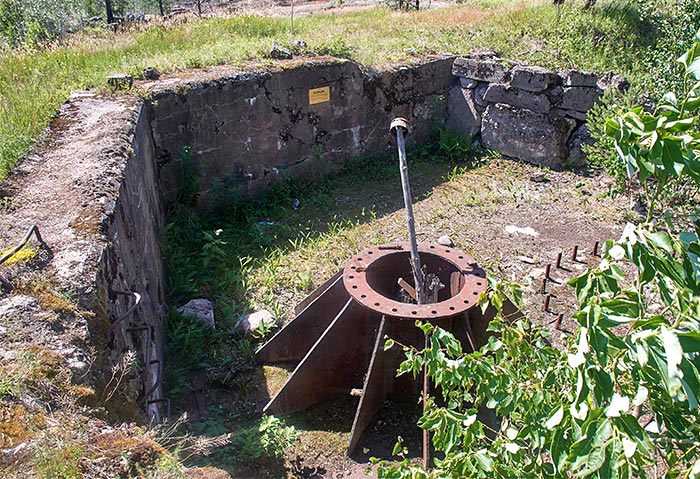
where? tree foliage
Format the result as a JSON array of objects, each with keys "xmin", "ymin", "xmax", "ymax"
[
  {"xmin": 0, "ymin": 0, "xmax": 168, "ymax": 48},
  {"xmin": 378, "ymin": 32, "xmax": 700, "ymax": 479},
  {"xmin": 0, "ymin": 0, "xmax": 82, "ymax": 48}
]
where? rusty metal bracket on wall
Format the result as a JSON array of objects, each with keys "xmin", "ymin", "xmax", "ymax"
[
  {"xmin": 107, "ymin": 288, "xmax": 169, "ymax": 421},
  {"xmin": 0, "ymin": 225, "xmax": 46, "ymax": 291}
]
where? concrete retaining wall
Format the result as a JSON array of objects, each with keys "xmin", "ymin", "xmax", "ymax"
[
  {"xmin": 0, "ymin": 55, "xmax": 619, "ymax": 421},
  {"xmin": 147, "ymin": 57, "xmax": 454, "ymax": 204},
  {"xmin": 0, "ymin": 93, "xmax": 168, "ymax": 420}
]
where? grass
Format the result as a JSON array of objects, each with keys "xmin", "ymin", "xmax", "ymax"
[
  {"xmin": 164, "ymin": 138, "xmax": 460, "ymax": 319},
  {"xmin": 0, "ymin": 0, "xmax": 692, "ymax": 181}
]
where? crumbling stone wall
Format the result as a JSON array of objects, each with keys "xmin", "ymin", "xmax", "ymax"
[{"xmin": 446, "ymin": 52, "xmax": 627, "ymax": 168}]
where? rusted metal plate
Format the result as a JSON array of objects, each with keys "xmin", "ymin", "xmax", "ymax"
[
  {"xmin": 263, "ymin": 299, "xmax": 379, "ymax": 415},
  {"xmin": 255, "ymin": 273, "xmax": 349, "ymax": 363},
  {"xmin": 254, "ymin": 242, "xmax": 518, "ymax": 461},
  {"xmin": 343, "ymin": 243, "xmax": 487, "ymax": 319},
  {"xmin": 347, "ymin": 316, "xmax": 389, "ymax": 454}
]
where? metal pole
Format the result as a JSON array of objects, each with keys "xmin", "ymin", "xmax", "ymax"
[
  {"xmin": 291, "ymin": 0, "xmax": 295, "ymax": 35},
  {"xmin": 391, "ymin": 118, "xmax": 430, "ymax": 468},
  {"xmin": 390, "ymin": 118, "xmax": 426, "ymax": 304}
]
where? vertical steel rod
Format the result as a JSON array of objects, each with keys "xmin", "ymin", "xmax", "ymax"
[
  {"xmin": 555, "ymin": 313, "xmax": 563, "ymax": 330},
  {"xmin": 391, "ymin": 118, "xmax": 429, "ymax": 468},
  {"xmin": 392, "ymin": 119, "xmax": 426, "ymax": 304}
]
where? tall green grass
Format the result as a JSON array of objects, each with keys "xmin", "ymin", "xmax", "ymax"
[{"xmin": 0, "ymin": 0, "xmax": 690, "ymax": 180}]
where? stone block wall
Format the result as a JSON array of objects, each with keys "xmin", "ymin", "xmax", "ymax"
[{"xmin": 446, "ymin": 53, "xmax": 627, "ymax": 168}]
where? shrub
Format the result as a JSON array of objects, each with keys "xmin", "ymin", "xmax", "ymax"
[{"xmin": 377, "ymin": 31, "xmax": 700, "ymax": 479}]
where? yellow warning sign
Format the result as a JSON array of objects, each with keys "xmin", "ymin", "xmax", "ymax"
[{"xmin": 309, "ymin": 86, "xmax": 330, "ymax": 105}]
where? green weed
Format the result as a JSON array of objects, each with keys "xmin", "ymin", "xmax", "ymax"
[
  {"xmin": 438, "ymin": 127, "xmax": 477, "ymax": 163},
  {"xmin": 35, "ymin": 443, "xmax": 83, "ymax": 479}
]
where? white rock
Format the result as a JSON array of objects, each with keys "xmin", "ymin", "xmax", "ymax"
[
  {"xmin": 0, "ymin": 295, "xmax": 40, "ymax": 320},
  {"xmin": 505, "ymin": 225, "xmax": 539, "ymax": 237},
  {"xmin": 0, "ymin": 349, "xmax": 16, "ymax": 361},
  {"xmin": 437, "ymin": 235, "xmax": 454, "ymax": 246},
  {"xmin": 177, "ymin": 298, "xmax": 215, "ymax": 329},
  {"xmin": 238, "ymin": 310, "xmax": 275, "ymax": 335}
]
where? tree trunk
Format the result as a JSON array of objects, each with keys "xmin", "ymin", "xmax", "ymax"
[
  {"xmin": 158, "ymin": 0, "xmax": 164, "ymax": 16},
  {"xmin": 105, "ymin": 0, "xmax": 114, "ymax": 24}
]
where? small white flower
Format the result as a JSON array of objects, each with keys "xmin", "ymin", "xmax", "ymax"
[{"xmin": 609, "ymin": 244, "xmax": 625, "ymax": 260}]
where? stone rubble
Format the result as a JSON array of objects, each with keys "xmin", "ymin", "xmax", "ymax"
[
  {"xmin": 237, "ymin": 309, "xmax": 276, "ymax": 335},
  {"xmin": 448, "ymin": 53, "xmax": 627, "ymax": 167},
  {"xmin": 177, "ymin": 298, "xmax": 215, "ymax": 329}
]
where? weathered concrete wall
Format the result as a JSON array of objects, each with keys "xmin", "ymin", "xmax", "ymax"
[
  {"xmin": 0, "ymin": 55, "xmax": 622, "ymax": 427},
  {"xmin": 147, "ymin": 57, "xmax": 454, "ymax": 203},
  {"xmin": 0, "ymin": 57, "xmax": 456, "ymax": 423},
  {"xmin": 0, "ymin": 92, "xmax": 168, "ymax": 420},
  {"xmin": 447, "ymin": 52, "xmax": 628, "ymax": 168},
  {"xmin": 95, "ymin": 103, "xmax": 168, "ymax": 419}
]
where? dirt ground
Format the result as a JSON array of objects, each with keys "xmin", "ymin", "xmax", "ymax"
[{"xmin": 199, "ymin": 156, "xmax": 631, "ymax": 479}]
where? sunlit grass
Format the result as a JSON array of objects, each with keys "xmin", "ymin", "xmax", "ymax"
[{"xmin": 0, "ymin": 0, "xmax": 676, "ymax": 181}]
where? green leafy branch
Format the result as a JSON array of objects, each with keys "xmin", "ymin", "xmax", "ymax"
[{"xmin": 378, "ymin": 30, "xmax": 700, "ymax": 479}]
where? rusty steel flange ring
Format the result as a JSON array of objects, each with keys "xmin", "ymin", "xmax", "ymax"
[{"xmin": 343, "ymin": 242, "xmax": 487, "ymax": 319}]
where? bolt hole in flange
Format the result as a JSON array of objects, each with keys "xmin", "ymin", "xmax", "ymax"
[{"xmin": 343, "ymin": 242, "xmax": 487, "ymax": 319}]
